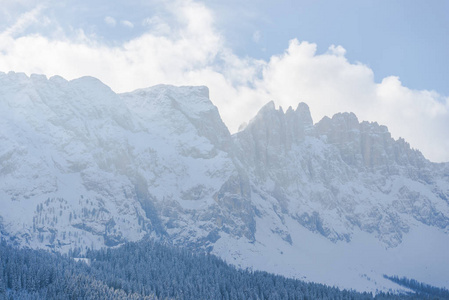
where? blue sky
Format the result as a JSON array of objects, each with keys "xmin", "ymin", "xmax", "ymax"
[
  {"xmin": 1, "ymin": 0, "xmax": 448, "ymax": 162},
  {"xmin": 216, "ymin": 0, "xmax": 449, "ymax": 94}
]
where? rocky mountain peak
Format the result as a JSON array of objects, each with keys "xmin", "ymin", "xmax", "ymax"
[
  {"xmin": 122, "ymin": 84, "xmax": 231, "ymax": 152},
  {"xmin": 233, "ymin": 101, "xmax": 316, "ymax": 177},
  {"xmin": 295, "ymin": 102, "xmax": 314, "ymax": 126},
  {"xmin": 315, "ymin": 111, "xmax": 426, "ymax": 170}
]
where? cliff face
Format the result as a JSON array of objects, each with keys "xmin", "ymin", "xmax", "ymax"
[{"xmin": 315, "ymin": 112, "xmax": 426, "ymax": 170}]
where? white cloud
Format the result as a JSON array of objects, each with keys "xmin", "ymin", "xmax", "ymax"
[
  {"xmin": 0, "ymin": 0, "xmax": 42, "ymax": 19},
  {"xmin": 252, "ymin": 30, "xmax": 261, "ymax": 43},
  {"xmin": 328, "ymin": 44, "xmax": 346, "ymax": 57},
  {"xmin": 1, "ymin": 0, "xmax": 448, "ymax": 162},
  {"xmin": 104, "ymin": 16, "xmax": 117, "ymax": 27},
  {"xmin": 121, "ymin": 20, "xmax": 134, "ymax": 28},
  {"xmin": 253, "ymin": 40, "xmax": 449, "ymax": 162},
  {"xmin": 0, "ymin": 4, "xmax": 44, "ymax": 37},
  {"xmin": 142, "ymin": 16, "xmax": 171, "ymax": 35}
]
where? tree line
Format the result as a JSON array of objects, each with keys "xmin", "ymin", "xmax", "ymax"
[{"xmin": 0, "ymin": 238, "xmax": 446, "ymax": 299}]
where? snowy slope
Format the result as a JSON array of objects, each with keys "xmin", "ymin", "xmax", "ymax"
[{"xmin": 1, "ymin": 72, "xmax": 448, "ymax": 292}]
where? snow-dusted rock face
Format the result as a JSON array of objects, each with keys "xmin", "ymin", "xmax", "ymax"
[
  {"xmin": 234, "ymin": 102, "xmax": 448, "ymax": 248},
  {"xmin": 230, "ymin": 101, "xmax": 449, "ymax": 292},
  {"xmin": 0, "ymin": 72, "xmax": 240, "ymax": 252},
  {"xmin": 315, "ymin": 112, "xmax": 426, "ymax": 170},
  {"xmin": 1, "ymin": 72, "xmax": 449, "ymax": 292}
]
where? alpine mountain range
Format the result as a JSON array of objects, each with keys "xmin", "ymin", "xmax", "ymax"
[{"xmin": 1, "ymin": 71, "xmax": 448, "ymax": 292}]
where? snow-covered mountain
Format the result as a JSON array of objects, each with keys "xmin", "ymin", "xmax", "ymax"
[{"xmin": 1, "ymin": 71, "xmax": 448, "ymax": 292}]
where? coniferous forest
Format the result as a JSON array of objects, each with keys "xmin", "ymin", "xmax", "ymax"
[{"xmin": 0, "ymin": 239, "xmax": 448, "ymax": 300}]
